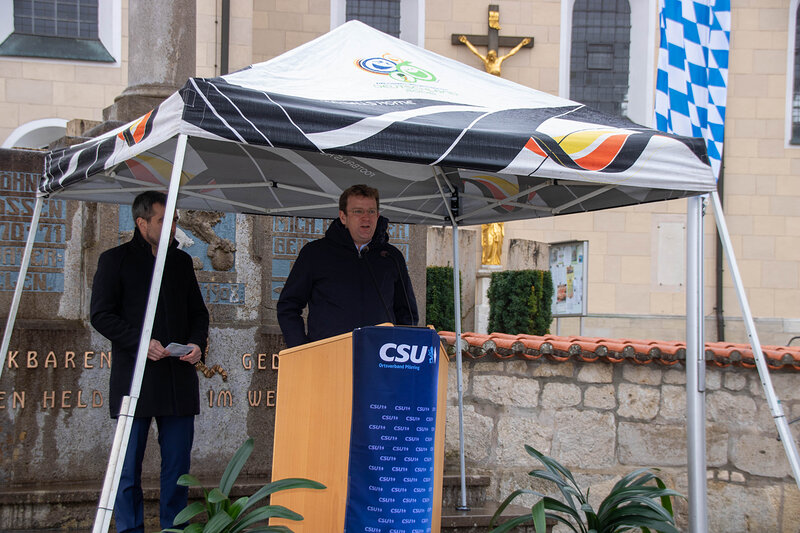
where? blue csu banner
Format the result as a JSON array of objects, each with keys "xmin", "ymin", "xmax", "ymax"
[{"xmin": 345, "ymin": 326, "xmax": 441, "ymax": 533}]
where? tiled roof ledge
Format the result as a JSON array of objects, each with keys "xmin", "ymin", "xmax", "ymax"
[{"xmin": 437, "ymin": 332, "xmax": 800, "ymax": 371}]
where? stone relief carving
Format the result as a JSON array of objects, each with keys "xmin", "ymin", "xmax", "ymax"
[{"xmin": 118, "ymin": 210, "xmax": 236, "ymax": 272}]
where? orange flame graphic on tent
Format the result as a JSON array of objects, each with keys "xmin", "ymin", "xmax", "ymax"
[
  {"xmin": 118, "ymin": 109, "xmax": 157, "ymax": 147},
  {"xmin": 525, "ymin": 127, "xmax": 649, "ymax": 173}
]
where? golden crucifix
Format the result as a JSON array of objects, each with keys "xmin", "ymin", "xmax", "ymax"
[{"xmin": 452, "ymin": 4, "xmax": 533, "ymax": 77}]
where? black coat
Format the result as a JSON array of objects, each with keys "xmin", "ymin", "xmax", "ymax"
[
  {"xmin": 277, "ymin": 216, "xmax": 418, "ymax": 348},
  {"xmin": 90, "ymin": 229, "xmax": 209, "ymax": 418}
]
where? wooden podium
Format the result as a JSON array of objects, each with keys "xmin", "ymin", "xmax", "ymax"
[{"xmin": 270, "ymin": 326, "xmax": 448, "ymax": 532}]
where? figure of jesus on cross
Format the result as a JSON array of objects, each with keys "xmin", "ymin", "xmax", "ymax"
[
  {"xmin": 453, "ymin": 4, "xmax": 533, "ymax": 77},
  {"xmin": 458, "ymin": 34, "xmax": 531, "ymax": 77}
]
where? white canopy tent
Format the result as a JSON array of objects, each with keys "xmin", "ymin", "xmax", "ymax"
[{"xmin": 0, "ymin": 20, "xmax": 745, "ymax": 532}]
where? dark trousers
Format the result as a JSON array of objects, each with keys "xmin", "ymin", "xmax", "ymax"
[{"xmin": 114, "ymin": 415, "xmax": 195, "ymax": 533}]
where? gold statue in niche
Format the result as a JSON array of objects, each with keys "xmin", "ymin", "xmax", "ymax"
[
  {"xmin": 481, "ymin": 222, "xmax": 504, "ymax": 265},
  {"xmin": 458, "ymin": 35, "xmax": 531, "ymax": 77}
]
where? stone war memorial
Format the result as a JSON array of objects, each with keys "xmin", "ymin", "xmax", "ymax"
[{"xmin": 0, "ymin": 146, "xmax": 429, "ymax": 528}]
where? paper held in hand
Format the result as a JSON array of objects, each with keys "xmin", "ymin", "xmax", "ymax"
[{"xmin": 165, "ymin": 343, "xmax": 193, "ymax": 357}]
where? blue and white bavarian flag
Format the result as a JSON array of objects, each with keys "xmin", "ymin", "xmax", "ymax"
[{"xmin": 655, "ymin": 0, "xmax": 730, "ymax": 178}]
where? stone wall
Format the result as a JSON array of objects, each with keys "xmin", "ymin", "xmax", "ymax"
[{"xmin": 444, "ymin": 356, "xmax": 800, "ymax": 532}]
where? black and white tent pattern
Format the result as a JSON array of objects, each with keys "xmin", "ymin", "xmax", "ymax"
[{"xmin": 42, "ymin": 21, "xmax": 715, "ymax": 226}]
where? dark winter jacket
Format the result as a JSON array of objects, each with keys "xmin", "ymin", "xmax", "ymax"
[
  {"xmin": 90, "ymin": 228, "xmax": 209, "ymax": 418},
  {"xmin": 277, "ymin": 216, "xmax": 418, "ymax": 348}
]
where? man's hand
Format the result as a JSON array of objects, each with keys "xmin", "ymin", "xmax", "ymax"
[
  {"xmin": 180, "ymin": 343, "xmax": 202, "ymax": 364},
  {"xmin": 148, "ymin": 339, "xmax": 169, "ymax": 361}
]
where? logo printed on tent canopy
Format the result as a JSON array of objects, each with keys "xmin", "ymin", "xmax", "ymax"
[
  {"xmin": 521, "ymin": 118, "xmax": 679, "ymax": 174},
  {"xmin": 356, "ymin": 54, "xmax": 437, "ymax": 83},
  {"xmin": 117, "ymin": 109, "xmax": 157, "ymax": 147}
]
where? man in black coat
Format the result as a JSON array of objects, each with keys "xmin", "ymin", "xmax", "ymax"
[
  {"xmin": 91, "ymin": 191, "xmax": 209, "ymax": 533},
  {"xmin": 277, "ymin": 184, "xmax": 418, "ymax": 348}
]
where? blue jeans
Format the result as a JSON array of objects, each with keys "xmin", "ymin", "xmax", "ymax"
[{"xmin": 114, "ymin": 415, "xmax": 195, "ymax": 533}]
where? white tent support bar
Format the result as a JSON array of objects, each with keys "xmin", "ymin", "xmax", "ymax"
[
  {"xmin": 94, "ymin": 395, "xmax": 134, "ymax": 533},
  {"xmin": 451, "ymin": 218, "xmax": 468, "ymax": 511},
  {"xmin": 0, "ymin": 196, "xmax": 43, "ymax": 381},
  {"xmin": 382, "ymin": 193, "xmax": 446, "ymax": 203},
  {"xmin": 433, "ymin": 172, "xmax": 455, "ymax": 223},
  {"xmin": 710, "ymin": 191, "xmax": 800, "ymax": 488},
  {"xmin": 434, "ymin": 167, "xmax": 457, "ymax": 195},
  {"xmin": 454, "ymin": 181, "xmax": 554, "ymax": 222},
  {"xmin": 93, "ymin": 134, "xmax": 189, "ymax": 533},
  {"xmin": 685, "ymin": 195, "xmax": 707, "ymax": 533},
  {"xmin": 109, "ymin": 173, "xmax": 170, "ymax": 188},
  {"xmin": 175, "ymin": 188, "xmax": 274, "ymax": 214},
  {"xmin": 181, "ymin": 182, "xmax": 277, "ymax": 190},
  {"xmin": 552, "ymin": 184, "xmax": 616, "ymax": 214},
  {"xmin": 377, "ymin": 204, "xmax": 444, "ymax": 220}
]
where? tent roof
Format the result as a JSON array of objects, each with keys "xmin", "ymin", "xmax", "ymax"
[{"xmin": 42, "ymin": 21, "xmax": 715, "ymax": 226}]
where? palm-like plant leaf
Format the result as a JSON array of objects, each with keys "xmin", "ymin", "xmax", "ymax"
[
  {"xmin": 239, "ymin": 478, "xmax": 326, "ymax": 515},
  {"xmin": 219, "ymin": 438, "xmax": 254, "ymax": 497},
  {"xmin": 208, "ymin": 488, "xmax": 229, "ymax": 504},
  {"xmin": 178, "ymin": 474, "xmax": 204, "ymax": 488},
  {"xmin": 228, "ymin": 496, "xmax": 249, "ymax": 519},
  {"xmin": 531, "ymin": 499, "xmax": 548, "ymax": 533},
  {"xmin": 203, "ymin": 510, "xmax": 234, "ymax": 533},
  {"xmin": 160, "ymin": 437, "xmax": 325, "ymax": 533},
  {"xmin": 228, "ymin": 504, "xmax": 307, "ymax": 533},
  {"xmin": 171, "ymin": 501, "xmax": 207, "ymax": 525},
  {"xmin": 490, "ymin": 488, "xmax": 543, "ymax": 527},
  {"xmin": 487, "ymin": 513, "xmax": 540, "ymax": 533},
  {"xmin": 490, "ymin": 445, "xmax": 684, "ymax": 533}
]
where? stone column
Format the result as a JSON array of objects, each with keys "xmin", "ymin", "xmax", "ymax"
[{"xmin": 104, "ymin": 0, "xmax": 196, "ymax": 123}]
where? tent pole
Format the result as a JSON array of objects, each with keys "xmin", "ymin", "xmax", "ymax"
[
  {"xmin": 686, "ymin": 195, "xmax": 708, "ymax": 533},
  {"xmin": 0, "ymin": 196, "xmax": 43, "ymax": 381},
  {"xmin": 93, "ymin": 134, "xmax": 189, "ymax": 533},
  {"xmin": 451, "ymin": 220, "xmax": 469, "ymax": 511},
  {"xmin": 710, "ymin": 191, "xmax": 800, "ymax": 487}
]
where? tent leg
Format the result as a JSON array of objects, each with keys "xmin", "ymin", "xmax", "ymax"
[
  {"xmin": 451, "ymin": 221, "xmax": 469, "ymax": 511},
  {"xmin": 92, "ymin": 134, "xmax": 189, "ymax": 533},
  {"xmin": 0, "ymin": 196, "xmax": 43, "ymax": 381},
  {"xmin": 710, "ymin": 191, "xmax": 800, "ymax": 487},
  {"xmin": 686, "ymin": 195, "xmax": 708, "ymax": 533}
]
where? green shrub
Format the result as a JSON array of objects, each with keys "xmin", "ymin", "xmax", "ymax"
[
  {"xmin": 426, "ymin": 266, "xmax": 461, "ymax": 332},
  {"xmin": 487, "ymin": 270, "xmax": 553, "ymax": 335}
]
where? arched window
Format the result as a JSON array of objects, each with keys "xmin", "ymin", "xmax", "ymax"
[
  {"xmin": 346, "ymin": 0, "xmax": 401, "ymax": 37},
  {"xmin": 2, "ymin": 119, "xmax": 68, "ymax": 150},
  {"xmin": 560, "ymin": 0, "xmax": 656, "ymax": 125},
  {"xmin": 0, "ymin": 0, "xmax": 120, "ymax": 63},
  {"xmin": 570, "ymin": 0, "xmax": 631, "ymax": 116},
  {"xmin": 331, "ymin": 0, "xmax": 424, "ymax": 46}
]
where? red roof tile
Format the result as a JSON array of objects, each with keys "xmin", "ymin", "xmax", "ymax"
[{"xmin": 437, "ymin": 332, "xmax": 800, "ymax": 371}]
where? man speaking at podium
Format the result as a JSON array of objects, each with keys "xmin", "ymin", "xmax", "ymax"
[{"xmin": 277, "ymin": 184, "xmax": 418, "ymax": 348}]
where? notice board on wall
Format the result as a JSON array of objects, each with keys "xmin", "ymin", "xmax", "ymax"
[{"xmin": 549, "ymin": 241, "xmax": 588, "ymax": 317}]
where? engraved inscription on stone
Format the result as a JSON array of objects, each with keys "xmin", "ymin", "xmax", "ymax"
[{"xmin": 0, "ymin": 171, "xmax": 66, "ymax": 292}]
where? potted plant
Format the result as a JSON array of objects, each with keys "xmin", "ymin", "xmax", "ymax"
[
  {"xmin": 162, "ymin": 437, "xmax": 325, "ymax": 533},
  {"xmin": 489, "ymin": 445, "xmax": 683, "ymax": 533}
]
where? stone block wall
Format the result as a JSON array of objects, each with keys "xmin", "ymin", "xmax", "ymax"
[{"xmin": 444, "ymin": 357, "xmax": 800, "ymax": 532}]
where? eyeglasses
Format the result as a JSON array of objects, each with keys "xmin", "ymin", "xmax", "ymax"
[{"xmin": 348, "ymin": 208, "xmax": 378, "ymax": 217}]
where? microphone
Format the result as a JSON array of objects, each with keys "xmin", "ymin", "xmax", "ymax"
[{"xmin": 381, "ymin": 250, "xmax": 414, "ymax": 326}]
